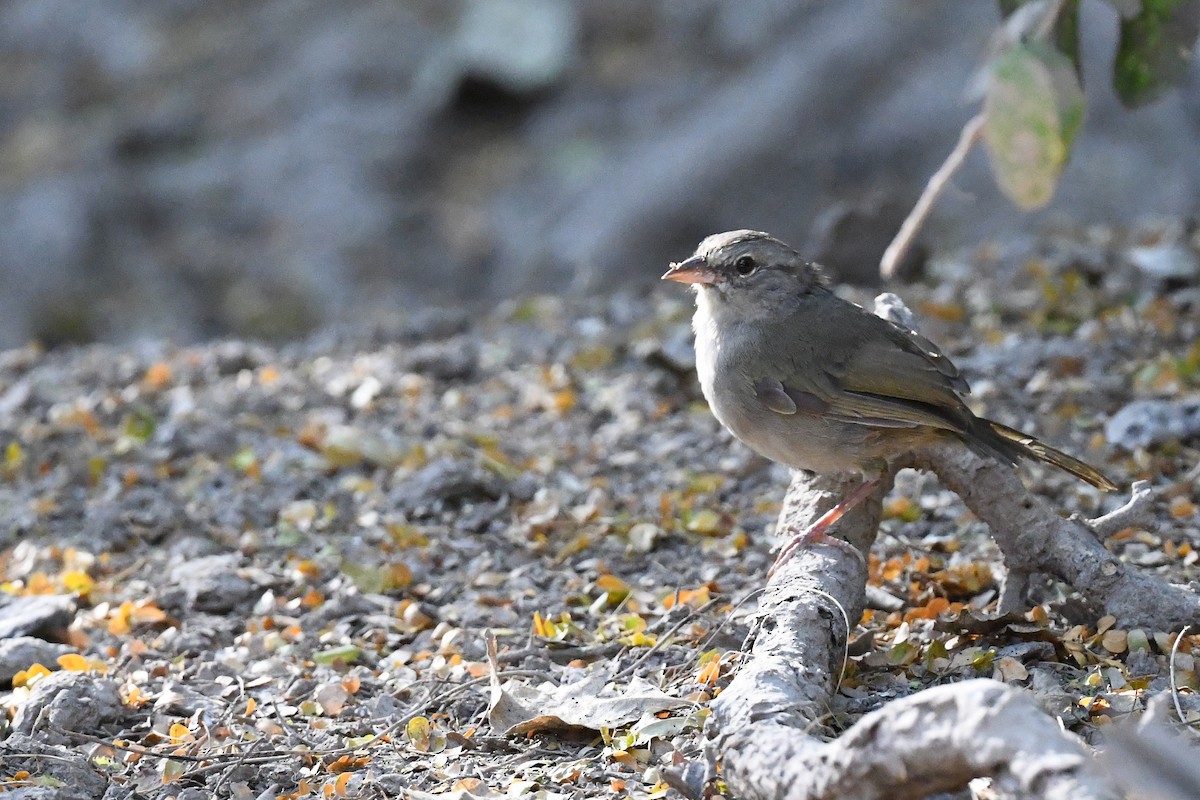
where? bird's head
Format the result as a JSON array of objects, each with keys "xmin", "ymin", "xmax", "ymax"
[{"xmin": 662, "ymin": 230, "xmax": 820, "ymax": 319}]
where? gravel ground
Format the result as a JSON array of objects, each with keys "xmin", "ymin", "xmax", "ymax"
[{"xmin": 0, "ymin": 223, "xmax": 1198, "ymax": 798}]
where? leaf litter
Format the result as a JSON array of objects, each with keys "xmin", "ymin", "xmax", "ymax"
[{"xmin": 0, "ymin": 221, "xmax": 1197, "ymax": 796}]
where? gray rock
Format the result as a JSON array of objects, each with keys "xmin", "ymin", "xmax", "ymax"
[
  {"xmin": 0, "ymin": 637, "xmax": 75, "ymax": 684},
  {"xmin": 406, "ymin": 339, "xmax": 479, "ymax": 381},
  {"xmin": 0, "ymin": 595, "xmax": 76, "ymax": 641},
  {"xmin": 0, "ymin": 733, "xmax": 108, "ymax": 798},
  {"xmin": 11, "ymin": 671, "xmax": 124, "ymax": 740},
  {"xmin": 995, "ymin": 641, "xmax": 1057, "ymax": 663},
  {"xmin": 166, "ymin": 554, "xmax": 259, "ymax": 614},
  {"xmin": 392, "ymin": 458, "xmax": 508, "ymax": 513},
  {"xmin": 1127, "ymin": 243, "xmax": 1200, "ymax": 281},
  {"xmin": 1105, "ymin": 398, "xmax": 1200, "ymax": 450}
]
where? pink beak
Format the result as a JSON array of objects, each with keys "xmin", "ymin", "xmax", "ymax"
[{"xmin": 661, "ymin": 255, "xmax": 718, "ymax": 285}]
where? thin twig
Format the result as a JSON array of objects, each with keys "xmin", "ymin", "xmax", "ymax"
[
  {"xmin": 49, "ymin": 677, "xmax": 481, "ymax": 778},
  {"xmin": 693, "ymin": 588, "xmax": 765, "ymax": 655},
  {"xmin": 1031, "ymin": 0, "xmax": 1068, "ymax": 42},
  {"xmin": 497, "ymin": 640, "xmax": 626, "ymax": 665},
  {"xmin": 880, "ymin": 112, "xmax": 986, "ymax": 279},
  {"xmin": 49, "ymin": 727, "xmax": 209, "ymax": 763},
  {"xmin": 1170, "ymin": 625, "xmax": 1192, "ymax": 725},
  {"xmin": 880, "ymin": 0, "xmax": 1066, "ymax": 281},
  {"xmin": 211, "ymin": 737, "xmax": 268, "ymax": 795},
  {"xmin": 616, "ymin": 598, "xmax": 724, "ymax": 680}
]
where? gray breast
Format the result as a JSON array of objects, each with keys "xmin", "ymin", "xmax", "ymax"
[{"xmin": 697, "ymin": 309, "xmax": 868, "ymax": 476}]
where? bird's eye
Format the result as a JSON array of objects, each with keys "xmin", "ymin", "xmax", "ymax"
[{"xmin": 734, "ymin": 255, "xmax": 757, "ymax": 275}]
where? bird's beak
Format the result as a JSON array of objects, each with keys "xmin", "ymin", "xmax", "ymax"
[{"xmin": 661, "ymin": 255, "xmax": 718, "ymax": 285}]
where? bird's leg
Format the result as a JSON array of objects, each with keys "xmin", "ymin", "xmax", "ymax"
[{"xmin": 768, "ymin": 478, "xmax": 879, "ymax": 576}]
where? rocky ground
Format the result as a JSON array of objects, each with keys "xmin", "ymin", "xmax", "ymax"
[{"xmin": 0, "ymin": 222, "xmax": 1198, "ymax": 798}]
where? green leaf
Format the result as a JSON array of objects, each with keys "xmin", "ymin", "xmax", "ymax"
[
  {"xmin": 971, "ymin": 648, "xmax": 997, "ymax": 672},
  {"xmin": 983, "ymin": 43, "xmax": 1085, "ymax": 209},
  {"xmin": 888, "ymin": 641, "xmax": 918, "ymax": 666},
  {"xmin": 123, "ymin": 408, "xmax": 157, "ymax": 442},
  {"xmin": 1113, "ymin": 0, "xmax": 1200, "ymax": 107},
  {"xmin": 313, "ymin": 644, "xmax": 361, "ymax": 665}
]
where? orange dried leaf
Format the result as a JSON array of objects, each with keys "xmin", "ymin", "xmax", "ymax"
[
  {"xmin": 926, "ymin": 597, "xmax": 950, "ymax": 616},
  {"xmin": 696, "ymin": 658, "xmax": 721, "ymax": 685},
  {"xmin": 131, "ymin": 602, "xmax": 168, "ymax": 625},
  {"xmin": 61, "ymin": 570, "xmax": 95, "ymax": 596},
  {"xmin": 452, "ymin": 779, "xmax": 483, "ymax": 792},
  {"xmin": 1169, "ymin": 497, "xmax": 1196, "ymax": 518},
  {"xmin": 26, "ymin": 572, "xmax": 55, "ymax": 594},
  {"xmin": 122, "ymin": 684, "xmax": 147, "ymax": 707},
  {"xmin": 663, "ymin": 586, "xmax": 711, "ymax": 610},
  {"xmin": 13, "ymin": 663, "xmax": 52, "ymax": 687},
  {"xmin": 387, "ymin": 562, "xmax": 413, "ymax": 590},
  {"xmin": 550, "ymin": 389, "xmax": 576, "ymax": 412},
  {"xmin": 881, "ymin": 558, "xmax": 904, "ymax": 582},
  {"xmin": 56, "ymin": 653, "xmax": 89, "ymax": 672},
  {"xmin": 1027, "ymin": 605, "xmax": 1050, "ymax": 626},
  {"xmin": 595, "ymin": 574, "xmax": 630, "ymax": 594},
  {"xmin": 932, "ymin": 563, "xmax": 994, "ymax": 595},
  {"xmin": 143, "ymin": 363, "xmax": 173, "ymax": 390},
  {"xmin": 919, "ymin": 301, "xmax": 967, "ymax": 322},
  {"xmin": 328, "ymin": 756, "xmax": 368, "ymax": 775},
  {"xmin": 108, "ymin": 602, "xmax": 133, "ymax": 636},
  {"xmin": 884, "ymin": 497, "xmax": 922, "ymax": 522},
  {"xmin": 168, "ymin": 722, "xmax": 193, "ymax": 743}
]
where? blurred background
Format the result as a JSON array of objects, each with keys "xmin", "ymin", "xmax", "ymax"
[{"xmin": 0, "ymin": 0, "xmax": 1196, "ymax": 348}]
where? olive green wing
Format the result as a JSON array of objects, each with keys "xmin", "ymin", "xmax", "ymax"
[{"xmin": 753, "ymin": 291, "xmax": 973, "ymax": 434}]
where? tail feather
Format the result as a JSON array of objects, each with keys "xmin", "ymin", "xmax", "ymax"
[{"xmin": 969, "ymin": 419, "xmax": 1117, "ymax": 492}]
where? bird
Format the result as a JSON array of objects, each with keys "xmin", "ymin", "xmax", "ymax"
[{"xmin": 661, "ymin": 229, "xmax": 1116, "ymax": 572}]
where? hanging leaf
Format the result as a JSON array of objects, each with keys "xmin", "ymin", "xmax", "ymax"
[
  {"xmin": 983, "ymin": 43, "xmax": 1085, "ymax": 209},
  {"xmin": 1113, "ymin": 0, "xmax": 1200, "ymax": 107}
]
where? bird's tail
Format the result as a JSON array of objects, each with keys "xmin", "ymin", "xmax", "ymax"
[{"xmin": 968, "ymin": 419, "xmax": 1117, "ymax": 491}]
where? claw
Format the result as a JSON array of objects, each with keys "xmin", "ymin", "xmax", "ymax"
[{"xmin": 768, "ymin": 479, "xmax": 878, "ymax": 576}]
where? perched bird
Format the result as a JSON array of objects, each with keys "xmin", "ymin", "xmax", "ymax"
[{"xmin": 662, "ymin": 230, "xmax": 1116, "ymax": 571}]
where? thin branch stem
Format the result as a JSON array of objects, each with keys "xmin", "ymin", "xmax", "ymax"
[
  {"xmin": 1170, "ymin": 625, "xmax": 1191, "ymax": 725},
  {"xmin": 880, "ymin": 112, "xmax": 986, "ymax": 279}
]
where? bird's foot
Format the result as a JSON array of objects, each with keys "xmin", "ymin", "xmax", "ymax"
[
  {"xmin": 768, "ymin": 528, "xmax": 865, "ymax": 577},
  {"xmin": 768, "ymin": 479, "xmax": 878, "ymax": 577}
]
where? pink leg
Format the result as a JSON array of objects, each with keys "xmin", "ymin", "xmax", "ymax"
[{"xmin": 768, "ymin": 478, "xmax": 878, "ymax": 577}]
